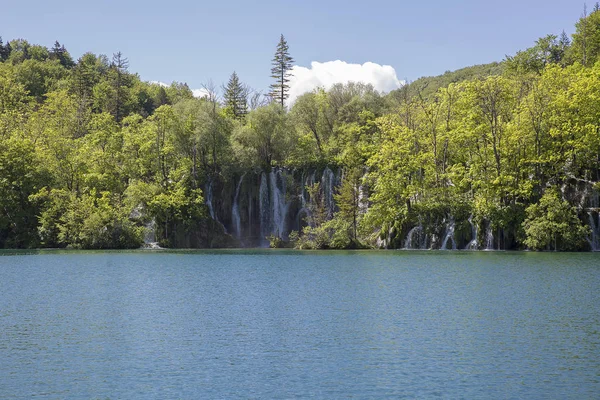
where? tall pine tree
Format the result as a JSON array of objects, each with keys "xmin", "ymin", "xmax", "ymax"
[
  {"xmin": 0, "ymin": 37, "xmax": 11, "ymax": 62},
  {"xmin": 50, "ymin": 41, "xmax": 74, "ymax": 68},
  {"xmin": 224, "ymin": 71, "xmax": 248, "ymax": 119},
  {"xmin": 269, "ymin": 34, "xmax": 294, "ymax": 107},
  {"xmin": 111, "ymin": 51, "xmax": 129, "ymax": 123}
]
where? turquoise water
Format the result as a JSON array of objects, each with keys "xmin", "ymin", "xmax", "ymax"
[{"xmin": 1, "ymin": 250, "xmax": 599, "ymax": 398}]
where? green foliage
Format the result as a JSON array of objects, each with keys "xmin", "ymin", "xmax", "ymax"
[
  {"xmin": 394, "ymin": 62, "xmax": 504, "ymax": 101},
  {"xmin": 505, "ymin": 34, "xmax": 570, "ymax": 75},
  {"xmin": 0, "ymin": 137, "xmax": 48, "ymax": 247},
  {"xmin": 570, "ymin": 6, "xmax": 600, "ymax": 66},
  {"xmin": 233, "ymin": 103, "xmax": 292, "ymax": 167},
  {"xmin": 0, "ymin": 20, "xmax": 597, "ymax": 250},
  {"xmin": 523, "ymin": 189, "xmax": 589, "ymax": 251}
]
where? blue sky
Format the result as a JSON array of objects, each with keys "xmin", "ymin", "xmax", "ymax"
[{"xmin": 2, "ymin": 0, "xmax": 583, "ymax": 97}]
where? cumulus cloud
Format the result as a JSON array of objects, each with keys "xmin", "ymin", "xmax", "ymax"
[
  {"xmin": 288, "ymin": 60, "xmax": 404, "ymax": 104},
  {"xmin": 191, "ymin": 88, "xmax": 211, "ymax": 99},
  {"xmin": 150, "ymin": 80, "xmax": 210, "ymax": 99},
  {"xmin": 149, "ymin": 80, "xmax": 169, "ymax": 87}
]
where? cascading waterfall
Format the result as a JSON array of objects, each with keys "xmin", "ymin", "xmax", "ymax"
[
  {"xmin": 259, "ymin": 172, "xmax": 270, "ymax": 244},
  {"xmin": 269, "ymin": 171, "xmax": 281, "ymax": 237},
  {"xmin": 440, "ymin": 217, "xmax": 457, "ymax": 250},
  {"xmin": 205, "ymin": 182, "xmax": 215, "ymax": 220},
  {"xmin": 376, "ymin": 226, "xmax": 394, "ymax": 249},
  {"xmin": 405, "ymin": 225, "xmax": 425, "ymax": 249},
  {"xmin": 322, "ymin": 167, "xmax": 335, "ymax": 219},
  {"xmin": 357, "ymin": 171, "xmax": 369, "ymax": 215},
  {"xmin": 485, "ymin": 223, "xmax": 494, "ymax": 250},
  {"xmin": 205, "ymin": 181, "xmax": 227, "ymax": 234},
  {"xmin": 587, "ymin": 212, "xmax": 599, "ymax": 251},
  {"xmin": 143, "ymin": 219, "xmax": 161, "ymax": 249},
  {"xmin": 296, "ymin": 170, "xmax": 313, "ymax": 230},
  {"xmin": 269, "ymin": 170, "xmax": 290, "ymax": 239},
  {"xmin": 231, "ymin": 173, "xmax": 246, "ymax": 240},
  {"xmin": 465, "ymin": 215, "xmax": 478, "ymax": 250}
]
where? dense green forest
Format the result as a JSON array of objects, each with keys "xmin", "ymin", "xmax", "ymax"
[{"xmin": 1, "ymin": 9, "xmax": 599, "ymax": 251}]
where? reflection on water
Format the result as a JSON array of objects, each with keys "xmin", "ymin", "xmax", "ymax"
[{"xmin": 1, "ymin": 250, "xmax": 599, "ymax": 398}]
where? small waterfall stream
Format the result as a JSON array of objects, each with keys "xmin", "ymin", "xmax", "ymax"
[
  {"xmin": 143, "ymin": 219, "xmax": 161, "ymax": 249},
  {"xmin": 205, "ymin": 181, "xmax": 227, "ymax": 234},
  {"xmin": 205, "ymin": 182, "xmax": 215, "ymax": 220},
  {"xmin": 485, "ymin": 223, "xmax": 494, "ymax": 250},
  {"xmin": 259, "ymin": 172, "xmax": 270, "ymax": 245},
  {"xmin": 587, "ymin": 212, "xmax": 599, "ymax": 251},
  {"xmin": 465, "ymin": 215, "xmax": 478, "ymax": 250},
  {"xmin": 322, "ymin": 167, "xmax": 335, "ymax": 219},
  {"xmin": 269, "ymin": 170, "xmax": 290, "ymax": 239},
  {"xmin": 231, "ymin": 173, "xmax": 246, "ymax": 240},
  {"xmin": 440, "ymin": 218, "xmax": 457, "ymax": 250},
  {"xmin": 405, "ymin": 225, "xmax": 426, "ymax": 249}
]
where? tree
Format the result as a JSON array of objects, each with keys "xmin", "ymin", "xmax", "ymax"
[
  {"xmin": 334, "ymin": 167, "xmax": 364, "ymax": 242},
  {"xmin": 49, "ymin": 41, "xmax": 74, "ymax": 68},
  {"xmin": 269, "ymin": 34, "xmax": 294, "ymax": 108},
  {"xmin": 110, "ymin": 51, "xmax": 130, "ymax": 123},
  {"xmin": 232, "ymin": 103, "xmax": 291, "ymax": 167},
  {"xmin": 0, "ymin": 37, "xmax": 9, "ymax": 62},
  {"xmin": 523, "ymin": 189, "xmax": 589, "ymax": 251},
  {"xmin": 0, "ymin": 138, "xmax": 48, "ymax": 248},
  {"xmin": 223, "ymin": 71, "xmax": 248, "ymax": 119},
  {"xmin": 570, "ymin": 3, "xmax": 600, "ymax": 66}
]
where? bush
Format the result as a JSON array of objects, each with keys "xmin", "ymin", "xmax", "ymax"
[{"xmin": 523, "ymin": 189, "xmax": 589, "ymax": 251}]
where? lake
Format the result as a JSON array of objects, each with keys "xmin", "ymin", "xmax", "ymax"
[{"xmin": 1, "ymin": 250, "xmax": 599, "ymax": 398}]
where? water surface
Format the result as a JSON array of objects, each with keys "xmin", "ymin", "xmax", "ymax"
[{"xmin": 1, "ymin": 250, "xmax": 599, "ymax": 398}]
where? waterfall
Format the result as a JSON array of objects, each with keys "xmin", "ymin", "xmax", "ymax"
[
  {"xmin": 142, "ymin": 219, "xmax": 161, "ymax": 249},
  {"xmin": 205, "ymin": 182, "xmax": 215, "ymax": 220},
  {"xmin": 485, "ymin": 223, "xmax": 494, "ymax": 250},
  {"xmin": 205, "ymin": 181, "xmax": 228, "ymax": 234},
  {"xmin": 231, "ymin": 173, "xmax": 246, "ymax": 240},
  {"xmin": 269, "ymin": 171, "xmax": 283, "ymax": 237},
  {"xmin": 300, "ymin": 171, "xmax": 306, "ymax": 208},
  {"xmin": 269, "ymin": 169, "xmax": 290, "ymax": 239},
  {"xmin": 440, "ymin": 217, "xmax": 457, "ymax": 250},
  {"xmin": 587, "ymin": 212, "xmax": 599, "ymax": 251},
  {"xmin": 357, "ymin": 172, "xmax": 369, "ymax": 215},
  {"xmin": 322, "ymin": 167, "xmax": 335, "ymax": 219},
  {"xmin": 405, "ymin": 225, "xmax": 425, "ymax": 249},
  {"xmin": 259, "ymin": 172, "xmax": 270, "ymax": 244},
  {"xmin": 465, "ymin": 215, "xmax": 478, "ymax": 250},
  {"xmin": 376, "ymin": 226, "xmax": 394, "ymax": 249}
]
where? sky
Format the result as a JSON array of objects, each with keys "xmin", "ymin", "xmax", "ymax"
[{"xmin": 1, "ymin": 0, "xmax": 584, "ymax": 102}]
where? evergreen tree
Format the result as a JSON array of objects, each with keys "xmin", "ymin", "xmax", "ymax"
[
  {"xmin": 111, "ymin": 51, "xmax": 129, "ymax": 123},
  {"xmin": 0, "ymin": 37, "xmax": 5, "ymax": 62},
  {"xmin": 3, "ymin": 41, "xmax": 11, "ymax": 61},
  {"xmin": 269, "ymin": 34, "xmax": 294, "ymax": 108},
  {"xmin": 224, "ymin": 71, "xmax": 248, "ymax": 119},
  {"xmin": 50, "ymin": 40, "xmax": 74, "ymax": 68},
  {"xmin": 156, "ymin": 86, "xmax": 168, "ymax": 107}
]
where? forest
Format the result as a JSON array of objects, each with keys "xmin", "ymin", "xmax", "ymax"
[{"xmin": 0, "ymin": 9, "xmax": 599, "ymax": 251}]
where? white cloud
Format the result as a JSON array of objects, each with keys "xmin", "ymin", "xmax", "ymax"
[
  {"xmin": 191, "ymin": 88, "xmax": 211, "ymax": 99},
  {"xmin": 288, "ymin": 60, "xmax": 404, "ymax": 104},
  {"xmin": 150, "ymin": 80, "xmax": 210, "ymax": 99},
  {"xmin": 149, "ymin": 80, "xmax": 169, "ymax": 87}
]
